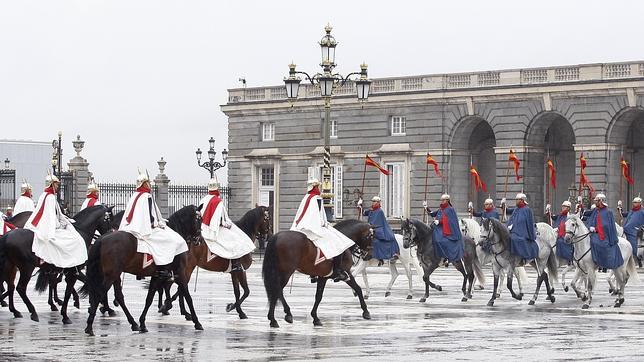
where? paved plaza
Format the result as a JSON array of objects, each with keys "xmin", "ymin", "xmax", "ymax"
[{"xmin": 1, "ymin": 261, "xmax": 643, "ymax": 361}]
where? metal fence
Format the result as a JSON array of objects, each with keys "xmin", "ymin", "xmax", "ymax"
[
  {"xmin": 168, "ymin": 185, "xmax": 230, "ymax": 215},
  {"xmin": 59, "ymin": 171, "xmax": 75, "ymax": 214},
  {"xmin": 97, "ymin": 182, "xmax": 157, "ymax": 212},
  {"xmin": 0, "ymin": 169, "xmax": 16, "ymax": 210}
]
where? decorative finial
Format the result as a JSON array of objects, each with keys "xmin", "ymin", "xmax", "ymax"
[{"xmin": 157, "ymin": 157, "xmax": 167, "ymax": 174}]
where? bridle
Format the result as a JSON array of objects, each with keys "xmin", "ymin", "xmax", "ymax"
[
  {"xmin": 479, "ymin": 219, "xmax": 508, "ymax": 268},
  {"xmin": 402, "ymin": 221, "xmax": 418, "ymax": 249},
  {"xmin": 563, "ymin": 218, "xmax": 592, "ymax": 274}
]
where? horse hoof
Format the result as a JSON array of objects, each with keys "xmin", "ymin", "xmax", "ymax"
[
  {"xmin": 1, "ymin": 301, "xmax": 8, "ymax": 307},
  {"xmin": 13, "ymin": 311, "xmax": 23, "ymax": 318},
  {"xmin": 108, "ymin": 310, "xmax": 117, "ymax": 317},
  {"xmin": 62, "ymin": 317, "xmax": 72, "ymax": 325},
  {"xmin": 85, "ymin": 328, "xmax": 94, "ymax": 336},
  {"xmin": 613, "ymin": 302, "xmax": 621, "ymax": 308},
  {"xmin": 519, "ymin": 293, "xmax": 524, "ymax": 299},
  {"xmin": 184, "ymin": 314, "xmax": 192, "ymax": 321},
  {"xmin": 364, "ymin": 295, "xmax": 369, "ymax": 300},
  {"xmin": 384, "ymin": 292, "xmax": 391, "ymax": 298},
  {"xmin": 581, "ymin": 295, "xmax": 588, "ymax": 302},
  {"xmin": 50, "ymin": 305, "xmax": 58, "ymax": 312},
  {"xmin": 549, "ymin": 288, "xmax": 555, "ymax": 295},
  {"xmin": 113, "ymin": 299, "xmax": 120, "ymax": 307},
  {"xmin": 528, "ymin": 300, "xmax": 535, "ymax": 306},
  {"xmin": 362, "ymin": 311, "xmax": 371, "ymax": 320},
  {"xmin": 466, "ymin": 293, "xmax": 473, "ymax": 299},
  {"xmin": 74, "ymin": 302, "xmax": 80, "ymax": 310},
  {"xmin": 608, "ymin": 288, "xmax": 613, "ymax": 294},
  {"xmin": 55, "ymin": 299, "xmax": 63, "ymax": 306},
  {"xmin": 582, "ymin": 304, "xmax": 589, "ymax": 309},
  {"xmin": 30, "ymin": 313, "xmax": 39, "ymax": 322},
  {"xmin": 284, "ymin": 315, "xmax": 293, "ymax": 324},
  {"xmin": 131, "ymin": 324, "xmax": 140, "ymax": 331},
  {"xmin": 139, "ymin": 326, "xmax": 148, "ymax": 333},
  {"xmin": 461, "ymin": 297, "xmax": 468, "ymax": 302},
  {"xmin": 563, "ymin": 286, "xmax": 569, "ymax": 293},
  {"xmin": 239, "ymin": 312, "xmax": 248, "ymax": 320},
  {"xmin": 476, "ymin": 285, "xmax": 485, "ymax": 290},
  {"xmin": 194, "ymin": 323, "xmax": 204, "ymax": 331},
  {"xmin": 436, "ymin": 286, "xmax": 443, "ymax": 292},
  {"xmin": 549, "ymin": 296, "xmax": 556, "ymax": 303},
  {"xmin": 270, "ymin": 320, "xmax": 280, "ymax": 328},
  {"xmin": 161, "ymin": 310, "xmax": 170, "ymax": 316},
  {"xmin": 226, "ymin": 303, "xmax": 235, "ymax": 313},
  {"xmin": 313, "ymin": 319, "xmax": 323, "ymax": 327},
  {"xmin": 487, "ymin": 300, "xmax": 494, "ymax": 307},
  {"xmin": 419, "ymin": 298, "xmax": 426, "ymax": 303},
  {"xmin": 513, "ymin": 294, "xmax": 522, "ymax": 301},
  {"xmin": 406, "ymin": 295, "xmax": 413, "ymax": 300}
]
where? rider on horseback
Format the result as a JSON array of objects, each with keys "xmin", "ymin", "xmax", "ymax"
[
  {"xmin": 552, "ymin": 200, "xmax": 573, "ymax": 264},
  {"xmin": 358, "ymin": 195, "xmax": 398, "ymax": 266},
  {"xmin": 119, "ymin": 172, "xmax": 188, "ymax": 280},
  {"xmin": 619, "ymin": 196, "xmax": 644, "ymax": 258},
  {"xmin": 505, "ymin": 193, "xmax": 538, "ymax": 262},
  {"xmin": 25, "ymin": 174, "xmax": 87, "ymax": 268},
  {"xmin": 199, "ymin": 178, "xmax": 255, "ymax": 273},
  {"xmin": 469, "ymin": 198, "xmax": 500, "ymax": 220},
  {"xmin": 80, "ymin": 180, "xmax": 101, "ymax": 210},
  {"xmin": 14, "ymin": 182, "xmax": 35, "ymax": 214},
  {"xmin": 425, "ymin": 194, "xmax": 464, "ymax": 263},
  {"xmin": 291, "ymin": 178, "xmax": 354, "ymax": 282},
  {"xmin": 587, "ymin": 193, "xmax": 623, "ymax": 270}
]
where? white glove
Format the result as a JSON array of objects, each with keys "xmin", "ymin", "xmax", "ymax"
[
  {"xmin": 545, "ymin": 204, "xmax": 551, "ymax": 212},
  {"xmin": 357, "ymin": 198, "xmax": 363, "ymax": 207},
  {"xmin": 501, "ymin": 198, "xmax": 506, "ymax": 205},
  {"xmin": 422, "ymin": 201, "xmax": 428, "ymax": 208},
  {"xmin": 589, "ymin": 226, "xmax": 596, "ymax": 233},
  {"xmin": 618, "ymin": 200, "xmax": 623, "ymax": 208},
  {"xmin": 508, "ymin": 224, "xmax": 513, "ymax": 231},
  {"xmin": 433, "ymin": 220, "xmax": 439, "ymax": 225},
  {"xmin": 224, "ymin": 221, "xmax": 233, "ymax": 229}
]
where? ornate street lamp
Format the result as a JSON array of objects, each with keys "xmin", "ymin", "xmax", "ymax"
[
  {"xmin": 51, "ymin": 131, "xmax": 63, "ymax": 203},
  {"xmin": 3, "ymin": 158, "xmax": 9, "ymax": 169},
  {"xmin": 195, "ymin": 137, "xmax": 228, "ymax": 178},
  {"xmin": 284, "ymin": 24, "xmax": 372, "ymax": 221}
]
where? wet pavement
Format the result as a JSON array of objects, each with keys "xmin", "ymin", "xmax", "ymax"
[{"xmin": 1, "ymin": 260, "xmax": 643, "ymax": 361}]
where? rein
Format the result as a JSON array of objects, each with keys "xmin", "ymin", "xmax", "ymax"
[{"xmin": 565, "ymin": 221, "xmax": 592, "ymax": 275}]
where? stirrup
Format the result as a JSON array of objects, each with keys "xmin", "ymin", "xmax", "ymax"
[
  {"xmin": 332, "ymin": 270, "xmax": 349, "ymax": 283},
  {"xmin": 310, "ymin": 276, "xmax": 318, "ymax": 283},
  {"xmin": 230, "ymin": 264, "xmax": 243, "ymax": 273}
]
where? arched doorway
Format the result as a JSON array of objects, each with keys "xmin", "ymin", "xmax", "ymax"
[
  {"xmin": 525, "ymin": 112, "xmax": 576, "ymax": 220},
  {"xmin": 607, "ymin": 107, "xmax": 644, "ymax": 204},
  {"xmin": 449, "ymin": 116, "xmax": 496, "ymax": 211}
]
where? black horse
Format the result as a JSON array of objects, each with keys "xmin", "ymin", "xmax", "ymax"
[
  {"xmin": 0, "ymin": 205, "xmax": 113, "ymax": 323},
  {"xmin": 401, "ymin": 218, "xmax": 483, "ymax": 303},
  {"xmin": 5, "ymin": 211, "xmax": 32, "ymax": 228}
]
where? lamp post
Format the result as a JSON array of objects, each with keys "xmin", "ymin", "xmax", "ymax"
[
  {"xmin": 284, "ymin": 24, "xmax": 371, "ymax": 221},
  {"xmin": 195, "ymin": 137, "xmax": 228, "ymax": 178},
  {"xmin": 3, "ymin": 158, "xmax": 9, "ymax": 170},
  {"xmin": 51, "ymin": 131, "xmax": 62, "ymax": 203}
]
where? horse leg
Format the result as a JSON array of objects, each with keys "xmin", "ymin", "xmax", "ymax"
[
  {"xmin": 176, "ymin": 282, "xmax": 203, "ymax": 330},
  {"xmin": 112, "ymin": 279, "xmax": 139, "ymax": 331},
  {"xmin": 561, "ymin": 264, "xmax": 573, "ymax": 292},
  {"xmin": 16, "ymin": 269, "xmax": 38, "ymax": 322},
  {"xmin": 344, "ymin": 274, "xmax": 371, "ymax": 321},
  {"xmin": 361, "ymin": 267, "xmax": 370, "ymax": 299},
  {"xmin": 385, "ymin": 260, "xmax": 399, "ymax": 298},
  {"xmin": 48, "ymin": 275, "xmax": 58, "ymax": 311},
  {"xmin": 487, "ymin": 273, "xmax": 500, "ymax": 307},
  {"xmin": 543, "ymin": 270, "xmax": 556, "ymax": 303},
  {"xmin": 613, "ymin": 269, "xmax": 626, "ymax": 307},
  {"xmin": 54, "ymin": 273, "xmax": 63, "ymax": 305},
  {"xmin": 464, "ymin": 260, "xmax": 475, "ymax": 300},
  {"xmin": 420, "ymin": 262, "xmax": 439, "ymax": 303},
  {"xmin": 160, "ymin": 290, "xmax": 180, "ymax": 314},
  {"xmin": 138, "ymin": 277, "xmax": 161, "ymax": 333},
  {"xmin": 232, "ymin": 271, "xmax": 250, "ymax": 319},
  {"xmin": 7, "ymin": 268, "xmax": 21, "ymax": 318},
  {"xmin": 157, "ymin": 284, "xmax": 167, "ymax": 315},
  {"xmin": 310, "ymin": 277, "xmax": 328, "ymax": 326},
  {"xmin": 60, "ymin": 270, "xmax": 78, "ymax": 324},
  {"xmin": 227, "ymin": 272, "xmax": 247, "ymax": 319},
  {"xmin": 402, "ymin": 259, "xmax": 414, "ymax": 299},
  {"xmin": 453, "ymin": 260, "xmax": 469, "ymax": 302},
  {"xmin": 529, "ymin": 262, "xmax": 544, "ymax": 305},
  {"xmin": 506, "ymin": 272, "xmax": 521, "ymax": 300},
  {"xmin": 84, "ymin": 293, "xmax": 101, "ymax": 336}
]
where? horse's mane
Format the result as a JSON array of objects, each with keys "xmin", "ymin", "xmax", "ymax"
[
  {"xmin": 167, "ymin": 205, "xmax": 197, "ymax": 239},
  {"xmin": 488, "ymin": 218, "xmax": 510, "ymax": 246},
  {"xmin": 236, "ymin": 206, "xmax": 267, "ymax": 237},
  {"xmin": 410, "ymin": 218, "xmax": 432, "ymax": 242},
  {"xmin": 334, "ymin": 218, "xmax": 363, "ymax": 231},
  {"xmin": 71, "ymin": 205, "xmax": 105, "ymax": 220},
  {"xmin": 6, "ymin": 211, "xmax": 31, "ymax": 223}
]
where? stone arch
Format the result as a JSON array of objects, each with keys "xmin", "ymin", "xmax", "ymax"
[
  {"xmin": 606, "ymin": 106, "xmax": 644, "ymax": 203},
  {"xmin": 448, "ymin": 116, "xmax": 496, "ymax": 211},
  {"xmin": 524, "ymin": 111, "xmax": 576, "ymax": 219}
]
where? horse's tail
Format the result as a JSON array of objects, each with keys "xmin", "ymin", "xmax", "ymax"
[
  {"xmin": 34, "ymin": 270, "xmax": 49, "ymax": 294},
  {"xmin": 79, "ymin": 238, "xmax": 104, "ymax": 300},
  {"xmin": 626, "ymin": 254, "xmax": 640, "ymax": 285},
  {"xmin": 471, "ymin": 248, "xmax": 485, "ymax": 286},
  {"xmin": 546, "ymin": 246, "xmax": 559, "ymax": 283},
  {"xmin": 262, "ymin": 234, "xmax": 283, "ymax": 305},
  {"xmin": 0, "ymin": 234, "xmax": 7, "ymax": 284}
]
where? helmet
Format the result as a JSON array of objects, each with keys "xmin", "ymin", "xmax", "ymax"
[
  {"xmin": 561, "ymin": 201, "xmax": 572, "ymax": 208},
  {"xmin": 136, "ymin": 172, "xmax": 150, "ymax": 188},
  {"xmin": 515, "ymin": 193, "xmax": 528, "ymax": 204},
  {"xmin": 484, "ymin": 198, "xmax": 494, "ymax": 204},
  {"xmin": 371, "ymin": 196, "xmax": 381, "ymax": 202},
  {"xmin": 207, "ymin": 178, "xmax": 220, "ymax": 191},
  {"xmin": 440, "ymin": 194, "xmax": 451, "ymax": 201},
  {"xmin": 20, "ymin": 183, "xmax": 32, "ymax": 194},
  {"xmin": 87, "ymin": 182, "xmax": 99, "ymax": 195},
  {"xmin": 632, "ymin": 197, "xmax": 642, "ymax": 204},
  {"xmin": 45, "ymin": 174, "xmax": 60, "ymax": 187},
  {"xmin": 594, "ymin": 193, "xmax": 607, "ymax": 206},
  {"xmin": 307, "ymin": 178, "xmax": 320, "ymax": 192}
]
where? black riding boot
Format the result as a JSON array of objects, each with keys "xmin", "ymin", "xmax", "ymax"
[
  {"xmin": 230, "ymin": 258, "xmax": 243, "ymax": 273},
  {"xmin": 156, "ymin": 265, "xmax": 174, "ymax": 282},
  {"xmin": 331, "ymin": 255, "xmax": 349, "ymax": 283}
]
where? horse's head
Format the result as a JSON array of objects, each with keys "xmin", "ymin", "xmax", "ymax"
[
  {"xmin": 257, "ymin": 206, "xmax": 273, "ymax": 240},
  {"xmin": 333, "ymin": 219, "xmax": 374, "ymax": 252},
  {"xmin": 401, "ymin": 218, "xmax": 417, "ymax": 249},
  {"xmin": 168, "ymin": 205, "xmax": 202, "ymax": 245},
  {"xmin": 96, "ymin": 205, "xmax": 115, "ymax": 235},
  {"xmin": 479, "ymin": 217, "xmax": 506, "ymax": 250},
  {"xmin": 460, "ymin": 219, "xmax": 468, "ymax": 235},
  {"xmin": 564, "ymin": 214, "xmax": 584, "ymax": 243}
]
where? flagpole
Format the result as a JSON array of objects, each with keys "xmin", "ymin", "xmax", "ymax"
[
  {"xmin": 546, "ymin": 149, "xmax": 550, "ymax": 208},
  {"xmin": 359, "ymin": 154, "xmax": 367, "ymax": 220},
  {"xmin": 423, "ymin": 154, "xmax": 429, "ymax": 223},
  {"xmin": 469, "ymin": 154, "xmax": 474, "ymax": 209}
]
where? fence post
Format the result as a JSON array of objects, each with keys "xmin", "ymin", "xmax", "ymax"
[
  {"xmin": 154, "ymin": 157, "xmax": 170, "ymax": 218},
  {"xmin": 67, "ymin": 135, "xmax": 89, "ymax": 214}
]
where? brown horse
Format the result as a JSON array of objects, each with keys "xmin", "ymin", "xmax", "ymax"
[
  {"xmin": 263, "ymin": 219, "xmax": 374, "ymax": 328},
  {"xmin": 81, "ymin": 205, "xmax": 204, "ymax": 336},
  {"xmin": 0, "ymin": 205, "xmax": 112, "ymax": 323},
  {"xmin": 0, "ymin": 211, "xmax": 31, "ymax": 308},
  {"xmin": 160, "ymin": 206, "xmax": 272, "ymax": 320}
]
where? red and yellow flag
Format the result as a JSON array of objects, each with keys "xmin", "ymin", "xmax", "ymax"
[
  {"xmin": 620, "ymin": 156, "xmax": 634, "ymax": 185},
  {"xmin": 365, "ymin": 155, "xmax": 390, "ymax": 175},
  {"xmin": 547, "ymin": 159, "xmax": 556, "ymax": 189},
  {"xmin": 426, "ymin": 153, "xmax": 442, "ymax": 177},
  {"xmin": 579, "ymin": 153, "xmax": 595, "ymax": 193},
  {"xmin": 469, "ymin": 165, "xmax": 487, "ymax": 192},
  {"xmin": 509, "ymin": 149, "xmax": 521, "ymax": 181}
]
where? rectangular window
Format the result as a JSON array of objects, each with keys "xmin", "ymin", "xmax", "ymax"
[
  {"xmin": 258, "ymin": 166, "xmax": 274, "ymax": 208},
  {"xmin": 391, "ymin": 116, "xmax": 406, "ymax": 136},
  {"xmin": 260, "ymin": 167, "xmax": 274, "ymax": 186},
  {"xmin": 262, "ymin": 122, "xmax": 275, "ymax": 141},
  {"xmin": 330, "ymin": 119, "xmax": 338, "ymax": 139},
  {"xmin": 307, "ymin": 165, "xmax": 343, "ymax": 218},
  {"xmin": 380, "ymin": 162, "xmax": 405, "ymax": 218}
]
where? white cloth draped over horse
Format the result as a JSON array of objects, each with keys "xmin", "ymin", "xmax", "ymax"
[
  {"xmin": 25, "ymin": 189, "xmax": 87, "ymax": 268},
  {"xmin": 119, "ymin": 189, "xmax": 188, "ymax": 266},
  {"xmin": 14, "ymin": 195, "xmax": 35, "ymax": 214},
  {"xmin": 199, "ymin": 193, "xmax": 255, "ymax": 259},
  {"xmin": 290, "ymin": 191, "xmax": 354, "ymax": 259}
]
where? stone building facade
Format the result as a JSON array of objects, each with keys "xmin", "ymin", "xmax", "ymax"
[{"xmin": 222, "ymin": 61, "xmax": 644, "ymax": 229}]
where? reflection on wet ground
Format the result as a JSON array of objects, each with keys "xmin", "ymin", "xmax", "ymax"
[{"xmin": 1, "ymin": 263, "xmax": 643, "ymax": 360}]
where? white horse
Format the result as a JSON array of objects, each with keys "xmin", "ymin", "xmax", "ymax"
[
  {"xmin": 564, "ymin": 215, "xmax": 639, "ymax": 308},
  {"xmin": 351, "ymin": 234, "xmax": 423, "ymax": 299}
]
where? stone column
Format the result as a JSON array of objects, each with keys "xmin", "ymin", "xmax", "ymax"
[
  {"xmin": 154, "ymin": 157, "xmax": 170, "ymax": 218},
  {"xmin": 67, "ymin": 135, "xmax": 90, "ymax": 214}
]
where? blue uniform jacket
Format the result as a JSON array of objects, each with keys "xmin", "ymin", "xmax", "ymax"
[
  {"xmin": 622, "ymin": 208, "xmax": 644, "ymax": 256},
  {"xmin": 363, "ymin": 207, "xmax": 399, "ymax": 260},
  {"xmin": 587, "ymin": 207, "xmax": 623, "ymax": 269},
  {"xmin": 430, "ymin": 206, "xmax": 464, "ymax": 262},
  {"xmin": 507, "ymin": 206, "xmax": 538, "ymax": 260}
]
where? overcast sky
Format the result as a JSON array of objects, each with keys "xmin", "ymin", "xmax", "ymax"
[{"xmin": 1, "ymin": 0, "xmax": 642, "ymax": 184}]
